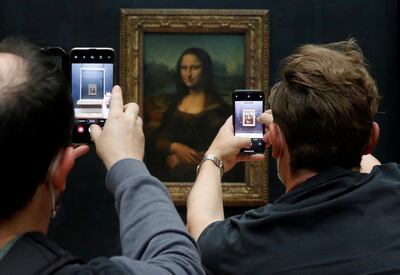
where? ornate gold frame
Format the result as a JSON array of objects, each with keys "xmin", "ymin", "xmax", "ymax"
[{"xmin": 120, "ymin": 9, "xmax": 269, "ymax": 206}]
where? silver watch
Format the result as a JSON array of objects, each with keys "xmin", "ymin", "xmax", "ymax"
[{"xmin": 196, "ymin": 154, "xmax": 224, "ymax": 178}]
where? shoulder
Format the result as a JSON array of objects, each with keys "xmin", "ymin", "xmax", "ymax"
[
  {"xmin": 0, "ymin": 232, "xmax": 85, "ymax": 275},
  {"xmin": 198, "ymin": 203, "xmax": 278, "ymax": 250},
  {"xmin": 368, "ymin": 162, "xmax": 400, "ymax": 183},
  {"xmin": 201, "ymin": 100, "xmax": 230, "ymax": 120},
  {"xmin": 197, "ymin": 207, "xmax": 271, "ymax": 273}
]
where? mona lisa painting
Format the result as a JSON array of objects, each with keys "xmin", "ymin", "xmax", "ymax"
[
  {"xmin": 143, "ymin": 35, "xmax": 244, "ymax": 183},
  {"xmin": 120, "ymin": 9, "xmax": 269, "ymax": 206}
]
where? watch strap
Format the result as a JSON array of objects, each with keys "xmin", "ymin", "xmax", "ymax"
[{"xmin": 196, "ymin": 154, "xmax": 224, "ymax": 178}]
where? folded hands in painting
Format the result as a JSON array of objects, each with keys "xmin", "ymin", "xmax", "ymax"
[{"xmin": 167, "ymin": 142, "xmax": 201, "ymax": 169}]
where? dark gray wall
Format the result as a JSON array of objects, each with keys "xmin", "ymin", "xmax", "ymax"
[{"xmin": 1, "ymin": 0, "xmax": 398, "ymax": 260}]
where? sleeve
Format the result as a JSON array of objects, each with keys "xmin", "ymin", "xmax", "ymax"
[
  {"xmin": 105, "ymin": 159, "xmax": 205, "ymax": 275},
  {"xmin": 197, "ymin": 221, "xmax": 227, "ymax": 274},
  {"xmin": 197, "ymin": 214, "xmax": 247, "ymax": 275}
]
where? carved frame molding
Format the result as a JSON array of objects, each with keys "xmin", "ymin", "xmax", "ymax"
[{"xmin": 120, "ymin": 9, "xmax": 269, "ymax": 206}]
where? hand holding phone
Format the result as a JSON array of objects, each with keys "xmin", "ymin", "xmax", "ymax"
[
  {"xmin": 90, "ymin": 86, "xmax": 145, "ymax": 170},
  {"xmin": 233, "ymin": 90, "xmax": 265, "ymax": 154}
]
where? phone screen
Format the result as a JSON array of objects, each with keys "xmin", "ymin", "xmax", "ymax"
[
  {"xmin": 233, "ymin": 90, "xmax": 265, "ymax": 154},
  {"xmin": 70, "ymin": 48, "xmax": 114, "ymax": 143}
]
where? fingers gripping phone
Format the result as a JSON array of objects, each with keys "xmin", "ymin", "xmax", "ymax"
[
  {"xmin": 70, "ymin": 48, "xmax": 114, "ymax": 143},
  {"xmin": 233, "ymin": 90, "xmax": 265, "ymax": 154}
]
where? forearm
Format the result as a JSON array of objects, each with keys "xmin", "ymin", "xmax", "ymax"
[
  {"xmin": 187, "ymin": 161, "xmax": 224, "ymax": 240},
  {"xmin": 107, "ymin": 159, "xmax": 204, "ymax": 274}
]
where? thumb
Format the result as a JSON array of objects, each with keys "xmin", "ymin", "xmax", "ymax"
[
  {"xmin": 73, "ymin": 144, "xmax": 89, "ymax": 159},
  {"xmin": 258, "ymin": 110, "xmax": 273, "ymax": 125},
  {"xmin": 89, "ymin": 124, "xmax": 102, "ymax": 142},
  {"xmin": 236, "ymin": 137, "xmax": 252, "ymax": 149}
]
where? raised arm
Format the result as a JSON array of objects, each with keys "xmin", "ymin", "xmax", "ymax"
[
  {"xmin": 186, "ymin": 116, "xmax": 264, "ymax": 240},
  {"xmin": 90, "ymin": 85, "xmax": 204, "ymax": 274}
]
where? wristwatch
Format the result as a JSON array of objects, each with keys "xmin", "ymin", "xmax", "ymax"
[{"xmin": 196, "ymin": 154, "xmax": 224, "ymax": 178}]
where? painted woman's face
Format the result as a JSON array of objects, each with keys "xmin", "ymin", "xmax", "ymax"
[{"xmin": 180, "ymin": 53, "xmax": 203, "ymax": 88}]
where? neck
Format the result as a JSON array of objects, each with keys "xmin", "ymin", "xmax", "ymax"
[
  {"xmin": 0, "ymin": 184, "xmax": 51, "ymax": 247},
  {"xmin": 277, "ymin": 148, "xmax": 317, "ymax": 193},
  {"xmin": 284, "ymin": 169, "xmax": 318, "ymax": 193}
]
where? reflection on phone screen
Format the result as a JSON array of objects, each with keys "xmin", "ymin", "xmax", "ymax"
[
  {"xmin": 71, "ymin": 63, "xmax": 113, "ymax": 119},
  {"xmin": 234, "ymin": 100, "xmax": 264, "ymax": 138}
]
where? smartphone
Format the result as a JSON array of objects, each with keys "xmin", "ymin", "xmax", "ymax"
[
  {"xmin": 70, "ymin": 47, "xmax": 114, "ymax": 143},
  {"xmin": 42, "ymin": 47, "xmax": 69, "ymax": 80},
  {"xmin": 233, "ymin": 89, "xmax": 265, "ymax": 154}
]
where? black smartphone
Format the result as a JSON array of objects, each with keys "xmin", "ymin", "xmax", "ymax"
[
  {"xmin": 42, "ymin": 47, "xmax": 69, "ymax": 80},
  {"xmin": 70, "ymin": 47, "xmax": 115, "ymax": 143},
  {"xmin": 233, "ymin": 89, "xmax": 265, "ymax": 154}
]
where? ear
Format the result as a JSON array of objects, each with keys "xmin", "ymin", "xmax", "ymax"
[
  {"xmin": 50, "ymin": 147, "xmax": 76, "ymax": 192},
  {"xmin": 269, "ymin": 123, "xmax": 284, "ymax": 159},
  {"xmin": 364, "ymin": 122, "xmax": 380, "ymax": 155}
]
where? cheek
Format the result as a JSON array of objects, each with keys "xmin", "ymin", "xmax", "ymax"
[
  {"xmin": 181, "ymin": 69, "xmax": 188, "ymax": 78},
  {"xmin": 192, "ymin": 69, "xmax": 203, "ymax": 79}
]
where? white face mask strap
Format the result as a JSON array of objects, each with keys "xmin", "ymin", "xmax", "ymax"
[
  {"xmin": 278, "ymin": 126, "xmax": 284, "ymax": 159},
  {"xmin": 47, "ymin": 152, "xmax": 62, "ymax": 219},
  {"xmin": 49, "ymin": 181, "xmax": 57, "ymax": 219},
  {"xmin": 276, "ymin": 125, "xmax": 285, "ymax": 185}
]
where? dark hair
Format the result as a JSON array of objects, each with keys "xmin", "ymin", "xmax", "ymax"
[
  {"xmin": 269, "ymin": 39, "xmax": 379, "ymax": 172},
  {"xmin": 174, "ymin": 47, "xmax": 217, "ymax": 104},
  {"xmin": 0, "ymin": 37, "xmax": 74, "ymax": 219}
]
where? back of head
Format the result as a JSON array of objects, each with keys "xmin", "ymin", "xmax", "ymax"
[
  {"xmin": 269, "ymin": 39, "xmax": 379, "ymax": 172},
  {"xmin": 0, "ymin": 37, "xmax": 73, "ymax": 220}
]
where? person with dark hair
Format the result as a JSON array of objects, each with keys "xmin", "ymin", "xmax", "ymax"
[
  {"xmin": 152, "ymin": 47, "xmax": 229, "ymax": 181},
  {"xmin": 187, "ymin": 39, "xmax": 400, "ymax": 274},
  {"xmin": 0, "ymin": 37, "xmax": 204, "ymax": 274}
]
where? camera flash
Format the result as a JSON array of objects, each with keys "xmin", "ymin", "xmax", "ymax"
[{"xmin": 77, "ymin": 126, "xmax": 85, "ymax": 133}]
